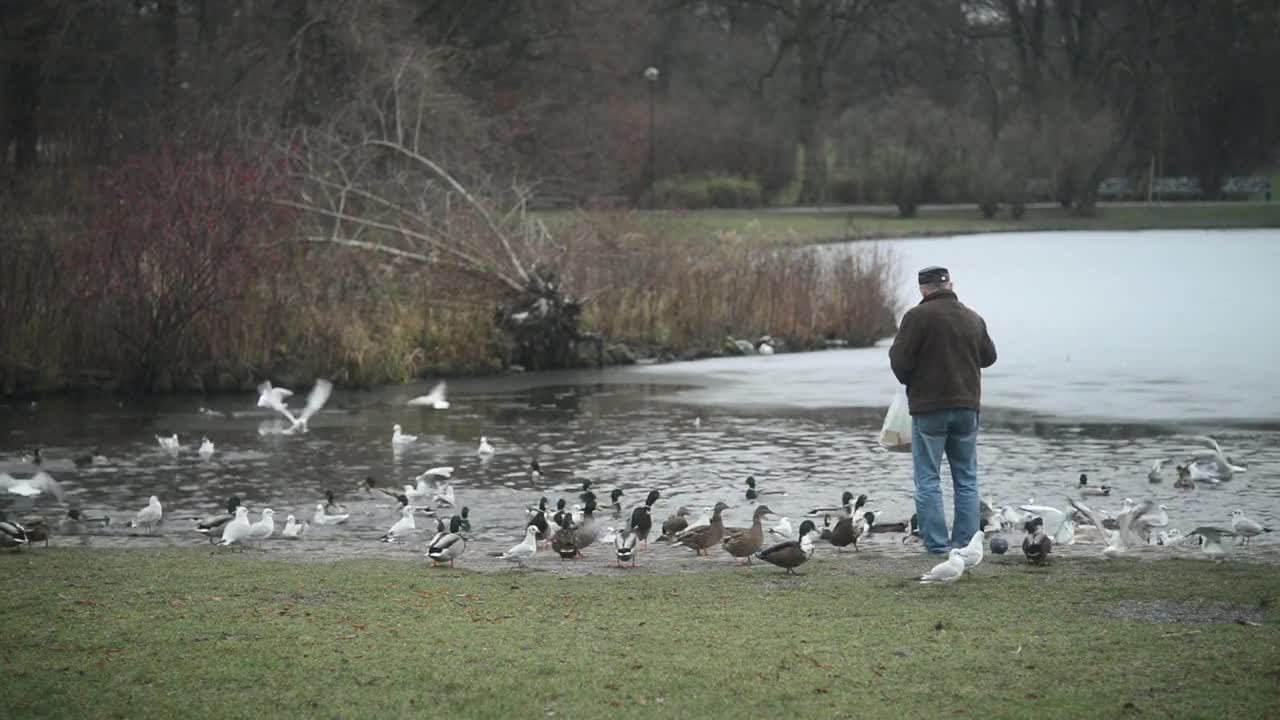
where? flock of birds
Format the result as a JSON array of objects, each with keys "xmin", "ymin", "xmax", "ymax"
[{"xmin": 1, "ymin": 380, "xmax": 1275, "ymax": 580}]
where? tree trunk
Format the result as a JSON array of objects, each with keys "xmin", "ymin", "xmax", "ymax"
[{"xmin": 794, "ymin": 5, "xmax": 828, "ymax": 205}]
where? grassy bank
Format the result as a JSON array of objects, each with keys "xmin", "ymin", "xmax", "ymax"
[{"xmin": 3, "ymin": 548, "xmax": 1278, "ymax": 718}]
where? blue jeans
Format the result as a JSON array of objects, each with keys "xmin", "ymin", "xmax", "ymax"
[{"xmin": 911, "ymin": 409, "xmax": 980, "ymax": 554}]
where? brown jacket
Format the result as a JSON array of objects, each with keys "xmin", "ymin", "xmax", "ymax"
[{"xmin": 888, "ymin": 291, "xmax": 996, "ymax": 415}]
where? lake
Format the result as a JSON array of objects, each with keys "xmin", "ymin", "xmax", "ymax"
[{"xmin": 2, "ymin": 229, "xmax": 1276, "ymax": 552}]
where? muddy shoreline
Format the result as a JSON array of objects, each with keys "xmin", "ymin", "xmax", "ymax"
[{"xmin": 21, "ymin": 526, "xmax": 1280, "ymax": 576}]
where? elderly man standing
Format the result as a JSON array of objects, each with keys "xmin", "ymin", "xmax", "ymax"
[{"xmin": 889, "ymin": 266, "xmax": 997, "ymax": 555}]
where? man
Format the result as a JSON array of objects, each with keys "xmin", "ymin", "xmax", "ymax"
[{"xmin": 889, "ymin": 266, "xmax": 997, "ymax": 555}]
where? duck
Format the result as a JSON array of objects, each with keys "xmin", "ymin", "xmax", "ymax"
[
  {"xmin": 869, "ymin": 513, "xmax": 912, "ymax": 535},
  {"xmin": 529, "ymin": 459, "xmax": 573, "ymax": 483},
  {"xmin": 72, "ymin": 448, "xmax": 107, "ymax": 468},
  {"xmin": 806, "ymin": 491, "xmax": 856, "ymax": 517},
  {"xmin": 721, "ymin": 505, "xmax": 774, "ymax": 564},
  {"xmin": 1, "ymin": 512, "xmax": 29, "ymax": 549},
  {"xmin": 391, "ymin": 424, "xmax": 417, "ymax": 445},
  {"xmin": 550, "ymin": 513, "xmax": 580, "ymax": 559},
  {"xmin": 1021, "ymin": 518, "xmax": 1052, "ymax": 565},
  {"xmin": 1077, "ymin": 473, "xmax": 1111, "ymax": 497},
  {"xmin": 658, "ymin": 506, "xmax": 691, "ymax": 541},
  {"xmin": 527, "ymin": 498, "xmax": 551, "ymax": 542},
  {"xmin": 312, "ymin": 503, "xmax": 350, "ymax": 525},
  {"xmin": 614, "ymin": 525, "xmax": 640, "ymax": 568},
  {"xmin": 323, "ymin": 489, "xmax": 350, "ymax": 515},
  {"xmin": 196, "ymin": 496, "xmax": 243, "ymax": 543},
  {"xmin": 629, "ymin": 490, "xmax": 661, "ymax": 548},
  {"xmin": 551, "ymin": 498, "xmax": 570, "ymax": 529},
  {"xmin": 755, "ymin": 520, "xmax": 818, "ymax": 575},
  {"xmin": 131, "ymin": 496, "xmax": 163, "ymax": 534},
  {"xmin": 1173, "ymin": 464, "xmax": 1196, "ymax": 489},
  {"xmin": 674, "ymin": 501, "xmax": 730, "ymax": 556},
  {"xmin": 744, "ymin": 476, "xmax": 785, "ymax": 502},
  {"xmin": 831, "ymin": 510, "xmax": 874, "ymax": 552},
  {"xmin": 57, "ymin": 508, "xmax": 109, "ymax": 540},
  {"xmin": 572, "ymin": 499, "xmax": 600, "ymax": 556},
  {"xmin": 577, "ymin": 479, "xmax": 594, "ymax": 504},
  {"xmin": 457, "ymin": 506, "xmax": 471, "ymax": 532},
  {"xmin": 603, "ymin": 488, "xmax": 625, "ymax": 518},
  {"xmin": 198, "ymin": 437, "xmax": 215, "ymax": 459},
  {"xmin": 426, "ymin": 514, "xmax": 467, "ymax": 568},
  {"xmin": 282, "ymin": 515, "xmax": 307, "ymax": 539}
]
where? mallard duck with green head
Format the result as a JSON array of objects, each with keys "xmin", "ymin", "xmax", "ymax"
[
  {"xmin": 196, "ymin": 496, "xmax": 242, "ymax": 544},
  {"xmin": 756, "ymin": 520, "xmax": 818, "ymax": 574},
  {"xmin": 572, "ymin": 499, "xmax": 600, "ymax": 556},
  {"xmin": 674, "ymin": 501, "xmax": 730, "ymax": 556},
  {"xmin": 551, "ymin": 513, "xmax": 580, "ymax": 559},
  {"xmin": 722, "ymin": 505, "xmax": 774, "ymax": 564},
  {"xmin": 831, "ymin": 510, "xmax": 874, "ymax": 552}
]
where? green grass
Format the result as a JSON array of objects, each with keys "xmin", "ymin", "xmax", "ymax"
[
  {"xmin": 3, "ymin": 549, "xmax": 1279, "ymax": 718},
  {"xmin": 545, "ymin": 203, "xmax": 1280, "ymax": 246}
]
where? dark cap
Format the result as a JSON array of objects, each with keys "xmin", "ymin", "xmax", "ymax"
[{"xmin": 918, "ymin": 266, "xmax": 950, "ymax": 284}]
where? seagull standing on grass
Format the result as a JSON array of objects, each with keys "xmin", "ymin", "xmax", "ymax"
[
  {"xmin": 219, "ymin": 507, "xmax": 253, "ymax": 548},
  {"xmin": 493, "ymin": 525, "xmax": 539, "ymax": 567},
  {"xmin": 1230, "ymin": 510, "xmax": 1271, "ymax": 545},
  {"xmin": 131, "ymin": 496, "xmax": 163, "ymax": 534},
  {"xmin": 919, "ymin": 549, "xmax": 967, "ymax": 584},
  {"xmin": 407, "ymin": 381, "xmax": 450, "ymax": 409}
]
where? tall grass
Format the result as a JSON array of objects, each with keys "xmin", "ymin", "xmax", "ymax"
[{"xmin": 0, "ymin": 207, "xmax": 899, "ymax": 395}]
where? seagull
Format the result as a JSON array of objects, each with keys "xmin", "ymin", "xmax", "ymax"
[
  {"xmin": 132, "ymin": 495, "xmax": 163, "ymax": 534},
  {"xmin": 477, "ymin": 437, "xmax": 495, "ymax": 457},
  {"xmin": 196, "ymin": 496, "xmax": 242, "ymax": 543},
  {"xmin": 312, "ymin": 503, "xmax": 349, "ymax": 526},
  {"xmin": 248, "ymin": 508, "xmax": 275, "ymax": 544},
  {"xmin": 1181, "ymin": 526, "xmax": 1236, "ymax": 562},
  {"xmin": 391, "ymin": 424, "xmax": 417, "ymax": 446},
  {"xmin": 919, "ymin": 549, "xmax": 967, "ymax": 584},
  {"xmin": 1019, "ymin": 502, "xmax": 1074, "ymax": 545},
  {"xmin": 219, "ymin": 506, "xmax": 253, "ymax": 548},
  {"xmin": 1229, "ymin": 510, "xmax": 1271, "ymax": 545},
  {"xmin": 1192, "ymin": 436, "xmax": 1247, "ymax": 480},
  {"xmin": 258, "ymin": 379, "xmax": 333, "ymax": 433},
  {"xmin": 407, "ymin": 381, "xmax": 450, "ymax": 409},
  {"xmin": 282, "ymin": 515, "xmax": 306, "ymax": 539},
  {"xmin": 156, "ymin": 434, "xmax": 180, "ymax": 453},
  {"xmin": 495, "ymin": 525, "xmax": 539, "ymax": 567},
  {"xmin": 198, "ymin": 437, "xmax": 215, "ymax": 459},
  {"xmin": 769, "ymin": 516, "xmax": 794, "ymax": 539},
  {"xmin": 1147, "ymin": 459, "xmax": 1168, "ymax": 483},
  {"xmin": 1070, "ymin": 497, "xmax": 1155, "ymax": 559},
  {"xmin": 954, "ymin": 531, "xmax": 985, "ymax": 569},
  {"xmin": 416, "ymin": 466, "xmax": 454, "ymax": 482},
  {"xmin": 380, "ymin": 506, "xmax": 417, "ymax": 543},
  {"xmin": 1186, "ymin": 462, "xmax": 1222, "ymax": 484},
  {"xmin": 0, "ymin": 471, "xmax": 65, "ymax": 502},
  {"xmin": 432, "ymin": 481, "xmax": 456, "ymax": 508}
]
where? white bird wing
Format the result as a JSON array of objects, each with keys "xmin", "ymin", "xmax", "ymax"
[
  {"xmin": 29, "ymin": 471, "xmax": 65, "ymax": 501},
  {"xmin": 258, "ymin": 382, "xmax": 299, "ymax": 424},
  {"xmin": 0, "ymin": 473, "xmax": 16, "ymax": 492},
  {"xmin": 1117, "ymin": 500, "xmax": 1155, "ymax": 547},
  {"xmin": 417, "ymin": 466, "xmax": 455, "ymax": 481},
  {"xmin": 1193, "ymin": 435, "xmax": 1223, "ymax": 455},
  {"xmin": 408, "ymin": 381, "xmax": 447, "ymax": 406},
  {"xmin": 1019, "ymin": 504, "xmax": 1066, "ymax": 534},
  {"xmin": 292, "ymin": 379, "xmax": 333, "ymax": 427},
  {"xmin": 1068, "ymin": 498, "xmax": 1113, "ymax": 542}
]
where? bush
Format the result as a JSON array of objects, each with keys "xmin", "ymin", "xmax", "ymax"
[{"xmin": 653, "ymin": 175, "xmax": 762, "ymax": 209}]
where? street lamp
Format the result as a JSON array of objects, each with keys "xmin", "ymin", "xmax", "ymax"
[{"xmin": 643, "ymin": 66, "xmax": 659, "ymax": 208}]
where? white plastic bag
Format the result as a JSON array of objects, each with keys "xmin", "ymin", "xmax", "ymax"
[{"xmin": 878, "ymin": 386, "xmax": 912, "ymax": 452}]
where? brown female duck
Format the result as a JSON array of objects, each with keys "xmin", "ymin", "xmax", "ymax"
[
  {"xmin": 674, "ymin": 501, "xmax": 730, "ymax": 556},
  {"xmin": 658, "ymin": 506, "xmax": 691, "ymax": 541},
  {"xmin": 721, "ymin": 505, "xmax": 774, "ymax": 564}
]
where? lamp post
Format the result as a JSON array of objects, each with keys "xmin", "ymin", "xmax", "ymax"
[{"xmin": 644, "ymin": 66, "xmax": 659, "ymax": 208}]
